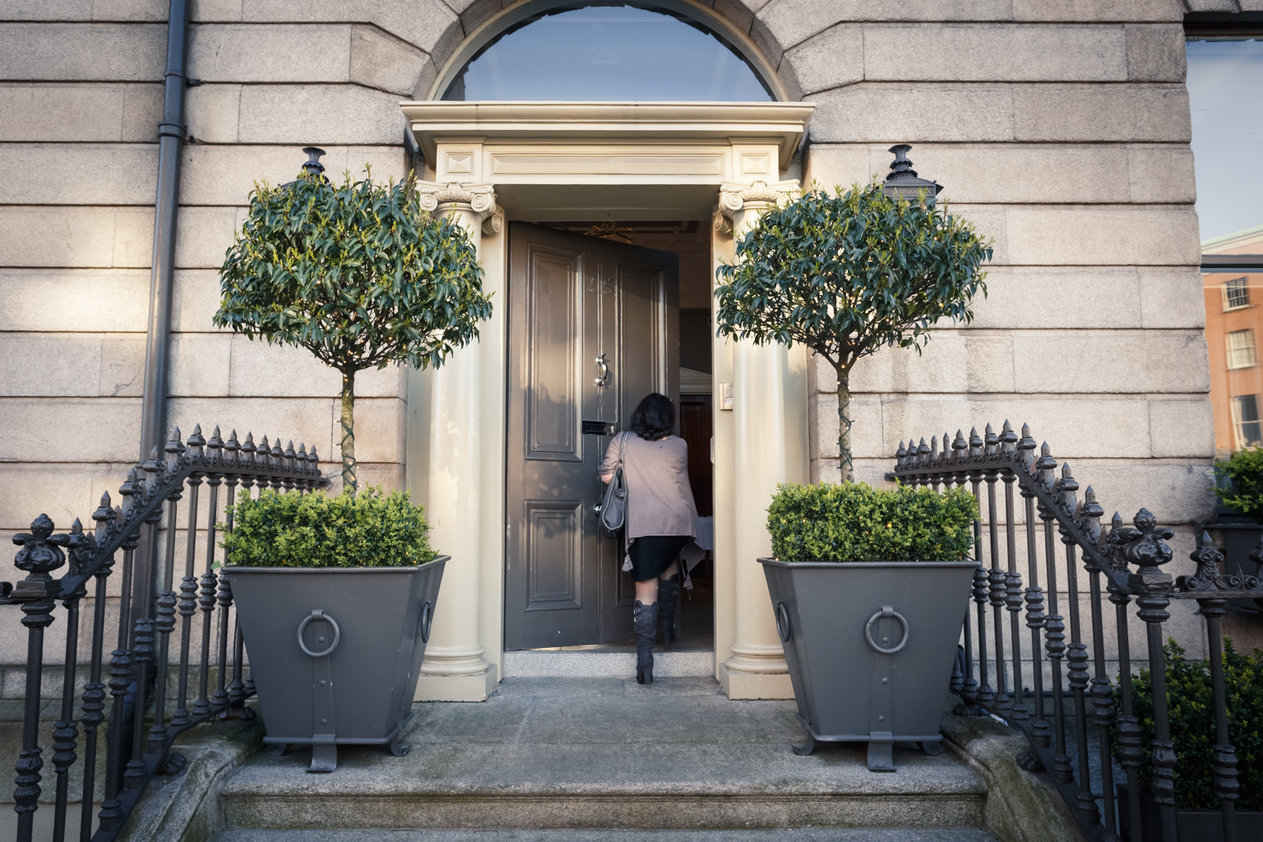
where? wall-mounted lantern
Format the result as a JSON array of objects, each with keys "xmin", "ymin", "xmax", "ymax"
[
  {"xmin": 282, "ymin": 146, "xmax": 328, "ymax": 188},
  {"xmin": 882, "ymin": 144, "xmax": 942, "ymax": 208}
]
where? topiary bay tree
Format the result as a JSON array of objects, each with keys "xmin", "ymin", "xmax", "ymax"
[
  {"xmin": 214, "ymin": 164, "xmax": 492, "ymax": 493},
  {"xmin": 715, "ymin": 181, "xmax": 992, "ymax": 481}
]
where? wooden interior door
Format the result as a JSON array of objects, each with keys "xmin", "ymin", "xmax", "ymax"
[
  {"xmin": 678, "ymin": 395, "xmax": 713, "ymax": 517},
  {"xmin": 505, "ymin": 223, "xmax": 678, "ymax": 649}
]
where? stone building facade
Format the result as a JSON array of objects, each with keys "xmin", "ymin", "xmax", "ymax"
[{"xmin": 0, "ymin": 0, "xmax": 1241, "ymax": 700}]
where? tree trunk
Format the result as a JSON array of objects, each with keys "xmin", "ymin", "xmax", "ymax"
[
  {"xmin": 836, "ymin": 363, "xmax": 854, "ymax": 483},
  {"xmin": 340, "ymin": 369, "xmax": 356, "ymax": 495}
]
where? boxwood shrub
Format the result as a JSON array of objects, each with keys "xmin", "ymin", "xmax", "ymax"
[
  {"xmin": 222, "ymin": 487, "xmax": 437, "ymax": 568},
  {"xmin": 1125, "ymin": 639, "xmax": 1263, "ymax": 810},
  {"xmin": 1214, "ymin": 446, "xmax": 1263, "ymax": 521},
  {"xmin": 766, "ymin": 482, "xmax": 977, "ymax": 562}
]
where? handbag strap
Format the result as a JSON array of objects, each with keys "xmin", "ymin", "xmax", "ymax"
[{"xmin": 617, "ymin": 431, "xmax": 627, "ymax": 467}]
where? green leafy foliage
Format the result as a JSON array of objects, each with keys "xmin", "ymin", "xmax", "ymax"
[
  {"xmin": 214, "ymin": 169, "xmax": 491, "ymax": 374},
  {"xmin": 221, "ymin": 487, "xmax": 438, "ymax": 568},
  {"xmin": 1123, "ymin": 640, "xmax": 1263, "ymax": 809},
  {"xmin": 766, "ymin": 481, "xmax": 978, "ymax": 562},
  {"xmin": 1214, "ymin": 447, "xmax": 1263, "ymax": 520},
  {"xmin": 715, "ymin": 181, "xmax": 991, "ymax": 479},
  {"xmin": 213, "ymin": 168, "xmax": 492, "ymax": 492}
]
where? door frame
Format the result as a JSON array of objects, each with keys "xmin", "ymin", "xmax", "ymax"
[
  {"xmin": 502, "ymin": 222, "xmax": 680, "ymax": 650},
  {"xmin": 402, "ymin": 102, "xmax": 812, "ymax": 701}
]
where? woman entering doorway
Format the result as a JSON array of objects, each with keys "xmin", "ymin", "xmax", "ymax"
[{"xmin": 599, "ymin": 393, "xmax": 701, "ymax": 684}]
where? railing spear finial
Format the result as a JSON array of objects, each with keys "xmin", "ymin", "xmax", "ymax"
[{"xmin": 1000, "ymin": 420, "xmax": 1017, "ymax": 454}]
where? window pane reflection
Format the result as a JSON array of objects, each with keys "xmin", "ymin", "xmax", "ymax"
[
  {"xmin": 1205, "ymin": 265, "xmax": 1263, "ymax": 455},
  {"xmin": 443, "ymin": 5, "xmax": 773, "ymax": 101},
  {"xmin": 1190, "ymin": 36, "xmax": 1263, "ymax": 456},
  {"xmin": 1233, "ymin": 395, "xmax": 1263, "ymax": 448},
  {"xmin": 1187, "ymin": 38, "xmax": 1263, "ymax": 242}
]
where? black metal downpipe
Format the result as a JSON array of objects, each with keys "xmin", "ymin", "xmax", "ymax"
[
  {"xmin": 140, "ymin": 0, "xmax": 191, "ymax": 462},
  {"xmin": 125, "ymin": 2, "xmax": 192, "ymax": 794}
]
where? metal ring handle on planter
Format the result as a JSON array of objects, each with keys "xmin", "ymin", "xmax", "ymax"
[
  {"xmin": 419, "ymin": 601, "xmax": 434, "ymax": 643},
  {"xmin": 296, "ymin": 609, "xmax": 341, "ymax": 658},
  {"xmin": 775, "ymin": 602, "xmax": 792, "ymax": 642},
  {"xmin": 864, "ymin": 606, "xmax": 909, "ymax": 655}
]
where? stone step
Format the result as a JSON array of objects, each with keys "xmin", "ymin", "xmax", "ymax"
[
  {"xmin": 215, "ymin": 677, "xmax": 991, "ymax": 836},
  {"xmin": 220, "ymin": 778, "xmax": 989, "ymax": 834},
  {"xmin": 502, "ymin": 647, "xmax": 714, "ymax": 678},
  {"xmin": 213, "ymin": 829, "xmax": 1000, "ymax": 841}
]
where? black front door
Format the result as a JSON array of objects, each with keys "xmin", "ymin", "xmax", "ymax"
[{"xmin": 504, "ymin": 223, "xmax": 678, "ymax": 649}]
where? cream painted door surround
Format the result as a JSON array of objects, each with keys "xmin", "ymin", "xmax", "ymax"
[{"xmin": 401, "ymin": 102, "xmax": 813, "ymax": 701}]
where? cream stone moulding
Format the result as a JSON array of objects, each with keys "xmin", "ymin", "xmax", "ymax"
[
  {"xmin": 397, "ymin": 100, "xmax": 813, "ymax": 701},
  {"xmin": 401, "ymin": 102, "xmax": 814, "ymax": 192},
  {"xmin": 413, "ymin": 180, "xmax": 501, "ymax": 236}
]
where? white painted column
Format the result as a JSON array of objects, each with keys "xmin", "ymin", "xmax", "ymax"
[
  {"xmin": 715, "ymin": 181, "xmax": 809, "ymax": 699},
  {"xmin": 410, "ymin": 181, "xmax": 501, "ymax": 701}
]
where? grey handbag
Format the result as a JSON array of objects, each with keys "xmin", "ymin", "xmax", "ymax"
[{"xmin": 599, "ymin": 433, "xmax": 627, "ymax": 536}]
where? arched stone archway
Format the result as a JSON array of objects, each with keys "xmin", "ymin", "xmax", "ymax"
[{"xmin": 406, "ymin": 0, "xmax": 799, "ymax": 103}]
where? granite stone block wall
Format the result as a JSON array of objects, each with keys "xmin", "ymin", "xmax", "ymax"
[
  {"xmin": 761, "ymin": 2, "xmax": 1215, "ymax": 536},
  {"xmin": 0, "ymin": 0, "xmax": 1232, "ymax": 668}
]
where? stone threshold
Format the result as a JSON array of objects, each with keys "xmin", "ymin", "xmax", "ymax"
[{"xmin": 503, "ymin": 647, "xmax": 714, "ymax": 678}]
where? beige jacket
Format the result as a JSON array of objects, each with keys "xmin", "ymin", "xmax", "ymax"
[{"xmin": 599, "ymin": 433, "xmax": 699, "ymax": 541}]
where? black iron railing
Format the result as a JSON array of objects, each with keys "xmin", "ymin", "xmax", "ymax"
[
  {"xmin": 893, "ymin": 422, "xmax": 1263, "ymax": 842},
  {"xmin": 3, "ymin": 425, "xmax": 325, "ymax": 842}
]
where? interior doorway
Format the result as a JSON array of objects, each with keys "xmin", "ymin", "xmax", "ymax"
[
  {"xmin": 503, "ymin": 219, "xmax": 715, "ymax": 652},
  {"xmin": 622, "ymin": 221, "xmax": 715, "ymax": 650}
]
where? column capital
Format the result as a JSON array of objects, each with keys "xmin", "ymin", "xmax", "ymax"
[
  {"xmin": 716, "ymin": 179, "xmax": 799, "ymax": 238},
  {"xmin": 484, "ymin": 206, "xmax": 505, "ymax": 237},
  {"xmin": 415, "ymin": 180, "xmax": 500, "ymax": 236}
]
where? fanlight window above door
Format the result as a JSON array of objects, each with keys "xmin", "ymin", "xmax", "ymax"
[{"xmin": 441, "ymin": 3, "xmax": 774, "ymax": 101}]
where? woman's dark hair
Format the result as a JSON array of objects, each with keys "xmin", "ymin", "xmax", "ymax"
[{"xmin": 629, "ymin": 392, "xmax": 674, "ymax": 440}]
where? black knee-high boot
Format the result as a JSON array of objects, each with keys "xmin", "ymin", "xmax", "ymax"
[
  {"xmin": 657, "ymin": 574, "xmax": 681, "ymax": 648},
  {"xmin": 633, "ymin": 600, "xmax": 657, "ymax": 684}
]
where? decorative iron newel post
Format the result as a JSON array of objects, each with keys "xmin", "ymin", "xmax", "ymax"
[
  {"xmin": 11, "ymin": 514, "xmax": 69, "ymax": 842},
  {"xmin": 1178, "ymin": 531, "xmax": 1246, "ymax": 841},
  {"xmin": 1117, "ymin": 508, "xmax": 1177, "ymax": 842}
]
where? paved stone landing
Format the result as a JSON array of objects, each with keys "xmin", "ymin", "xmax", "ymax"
[{"xmin": 214, "ymin": 676, "xmax": 997, "ymax": 838}]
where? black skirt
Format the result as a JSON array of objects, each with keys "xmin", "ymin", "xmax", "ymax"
[{"xmin": 628, "ymin": 535, "xmax": 690, "ymax": 582}]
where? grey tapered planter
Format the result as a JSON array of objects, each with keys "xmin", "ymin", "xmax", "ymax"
[
  {"xmin": 760, "ymin": 558, "xmax": 975, "ymax": 771},
  {"xmin": 224, "ymin": 557, "xmax": 446, "ymax": 772}
]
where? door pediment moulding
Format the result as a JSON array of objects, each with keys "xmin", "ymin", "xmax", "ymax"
[{"xmin": 401, "ymin": 102, "xmax": 813, "ymax": 196}]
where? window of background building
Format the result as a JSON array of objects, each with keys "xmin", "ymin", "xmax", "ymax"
[
  {"xmin": 1227, "ymin": 329, "xmax": 1257, "ymax": 368},
  {"xmin": 1232, "ymin": 394, "xmax": 1263, "ymax": 448},
  {"xmin": 1187, "ymin": 30, "xmax": 1263, "ymax": 456},
  {"xmin": 1224, "ymin": 276, "xmax": 1251, "ymax": 310}
]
